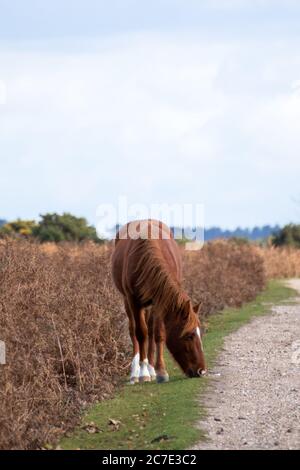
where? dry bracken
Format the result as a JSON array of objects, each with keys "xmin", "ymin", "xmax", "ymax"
[{"xmin": 0, "ymin": 239, "xmax": 267, "ymax": 449}]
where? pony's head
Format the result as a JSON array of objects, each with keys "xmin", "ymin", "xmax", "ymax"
[{"xmin": 166, "ymin": 301, "xmax": 206, "ymax": 378}]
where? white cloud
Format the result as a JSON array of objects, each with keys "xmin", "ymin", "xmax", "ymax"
[
  {"xmin": 0, "ymin": 32, "xmax": 300, "ymax": 227},
  {"xmin": 0, "ymin": 80, "xmax": 7, "ymax": 104},
  {"xmin": 204, "ymin": 0, "xmax": 298, "ymax": 8}
]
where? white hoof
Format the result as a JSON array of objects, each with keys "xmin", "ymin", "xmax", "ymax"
[
  {"xmin": 129, "ymin": 377, "xmax": 139, "ymax": 385},
  {"xmin": 139, "ymin": 359, "xmax": 151, "ymax": 383},
  {"xmin": 130, "ymin": 353, "xmax": 140, "ymax": 384},
  {"xmin": 147, "ymin": 363, "xmax": 156, "ymax": 380},
  {"xmin": 139, "ymin": 375, "xmax": 151, "ymax": 383}
]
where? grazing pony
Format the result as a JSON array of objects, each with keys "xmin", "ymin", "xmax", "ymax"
[{"xmin": 111, "ymin": 219, "xmax": 206, "ymax": 384}]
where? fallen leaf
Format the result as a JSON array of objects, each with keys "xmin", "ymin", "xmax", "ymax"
[
  {"xmin": 108, "ymin": 418, "xmax": 121, "ymax": 431},
  {"xmin": 82, "ymin": 421, "xmax": 101, "ymax": 434}
]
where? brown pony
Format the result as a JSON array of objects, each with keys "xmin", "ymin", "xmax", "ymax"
[{"xmin": 111, "ymin": 219, "xmax": 206, "ymax": 383}]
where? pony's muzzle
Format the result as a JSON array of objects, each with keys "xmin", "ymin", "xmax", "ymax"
[{"xmin": 187, "ymin": 368, "xmax": 206, "ymax": 378}]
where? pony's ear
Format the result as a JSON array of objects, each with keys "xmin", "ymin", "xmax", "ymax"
[
  {"xmin": 182, "ymin": 300, "xmax": 191, "ymax": 320},
  {"xmin": 193, "ymin": 302, "xmax": 201, "ymax": 315}
]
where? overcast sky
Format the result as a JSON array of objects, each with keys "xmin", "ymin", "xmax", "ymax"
[{"xmin": 0, "ymin": 0, "xmax": 300, "ymax": 229}]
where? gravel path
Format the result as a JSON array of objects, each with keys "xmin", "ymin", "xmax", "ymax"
[{"xmin": 194, "ymin": 279, "xmax": 300, "ymax": 450}]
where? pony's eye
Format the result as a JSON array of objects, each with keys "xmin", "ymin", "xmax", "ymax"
[{"xmin": 185, "ymin": 333, "xmax": 195, "ymax": 341}]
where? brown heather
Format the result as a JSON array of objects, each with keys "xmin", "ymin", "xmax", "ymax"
[
  {"xmin": 0, "ymin": 240, "xmax": 128, "ymax": 449},
  {"xmin": 0, "ymin": 239, "xmax": 267, "ymax": 449},
  {"xmin": 183, "ymin": 240, "xmax": 266, "ymax": 316},
  {"xmin": 256, "ymin": 246, "xmax": 300, "ymax": 279}
]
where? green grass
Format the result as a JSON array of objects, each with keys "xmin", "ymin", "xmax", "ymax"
[{"xmin": 61, "ymin": 280, "xmax": 296, "ymax": 450}]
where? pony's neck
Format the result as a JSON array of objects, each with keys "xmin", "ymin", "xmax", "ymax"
[
  {"xmin": 133, "ymin": 240, "xmax": 188, "ymax": 317},
  {"xmin": 150, "ymin": 262, "xmax": 198, "ymax": 336},
  {"xmin": 156, "ymin": 270, "xmax": 189, "ymax": 321}
]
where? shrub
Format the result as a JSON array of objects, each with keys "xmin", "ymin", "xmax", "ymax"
[
  {"xmin": 0, "ymin": 241, "xmax": 127, "ymax": 449},
  {"xmin": 0, "ymin": 219, "xmax": 38, "ymax": 238},
  {"xmin": 33, "ymin": 213, "xmax": 102, "ymax": 243},
  {"xmin": 272, "ymin": 224, "xmax": 300, "ymax": 248},
  {"xmin": 183, "ymin": 240, "xmax": 266, "ymax": 316},
  {"xmin": 0, "ymin": 239, "xmax": 266, "ymax": 449},
  {"xmin": 256, "ymin": 246, "xmax": 300, "ymax": 279}
]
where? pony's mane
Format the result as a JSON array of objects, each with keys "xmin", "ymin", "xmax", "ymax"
[{"xmin": 131, "ymin": 239, "xmax": 198, "ymax": 334}]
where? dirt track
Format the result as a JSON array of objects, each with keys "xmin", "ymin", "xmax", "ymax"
[{"xmin": 194, "ymin": 279, "xmax": 300, "ymax": 450}]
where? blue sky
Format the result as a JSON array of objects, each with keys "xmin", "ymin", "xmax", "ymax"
[{"xmin": 0, "ymin": 0, "xmax": 300, "ymax": 229}]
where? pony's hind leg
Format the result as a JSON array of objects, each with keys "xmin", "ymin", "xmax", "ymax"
[
  {"xmin": 155, "ymin": 318, "xmax": 169, "ymax": 383},
  {"xmin": 146, "ymin": 309, "xmax": 156, "ymax": 381},
  {"xmin": 124, "ymin": 298, "xmax": 140, "ymax": 384}
]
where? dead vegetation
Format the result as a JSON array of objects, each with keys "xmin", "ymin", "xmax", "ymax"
[
  {"xmin": 183, "ymin": 240, "xmax": 266, "ymax": 316},
  {"xmin": 0, "ymin": 240, "xmax": 127, "ymax": 449},
  {"xmin": 256, "ymin": 246, "xmax": 300, "ymax": 279},
  {"xmin": 0, "ymin": 239, "xmax": 273, "ymax": 449}
]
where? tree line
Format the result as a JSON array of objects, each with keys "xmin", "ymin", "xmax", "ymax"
[
  {"xmin": 1, "ymin": 214, "xmax": 300, "ymax": 247},
  {"xmin": 0, "ymin": 213, "xmax": 102, "ymax": 243}
]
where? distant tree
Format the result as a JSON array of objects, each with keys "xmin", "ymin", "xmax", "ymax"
[
  {"xmin": 33, "ymin": 213, "xmax": 102, "ymax": 243},
  {"xmin": 0, "ymin": 219, "xmax": 37, "ymax": 238},
  {"xmin": 0, "ymin": 219, "xmax": 6, "ymax": 228},
  {"xmin": 272, "ymin": 224, "xmax": 300, "ymax": 248},
  {"xmin": 204, "ymin": 225, "xmax": 280, "ymax": 241}
]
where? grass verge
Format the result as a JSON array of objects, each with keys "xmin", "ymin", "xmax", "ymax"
[{"xmin": 60, "ymin": 280, "xmax": 296, "ymax": 450}]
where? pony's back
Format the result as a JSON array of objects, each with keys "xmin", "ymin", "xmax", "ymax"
[{"xmin": 112, "ymin": 219, "xmax": 182, "ymax": 303}]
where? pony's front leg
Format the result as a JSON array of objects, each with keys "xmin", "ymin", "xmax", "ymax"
[
  {"xmin": 126, "ymin": 297, "xmax": 151, "ymax": 383},
  {"xmin": 130, "ymin": 350, "xmax": 140, "ymax": 384},
  {"xmin": 134, "ymin": 307, "xmax": 152, "ymax": 383},
  {"xmin": 155, "ymin": 319, "xmax": 169, "ymax": 383}
]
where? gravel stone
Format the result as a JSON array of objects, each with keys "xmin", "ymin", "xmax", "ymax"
[{"xmin": 193, "ymin": 279, "xmax": 300, "ymax": 450}]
